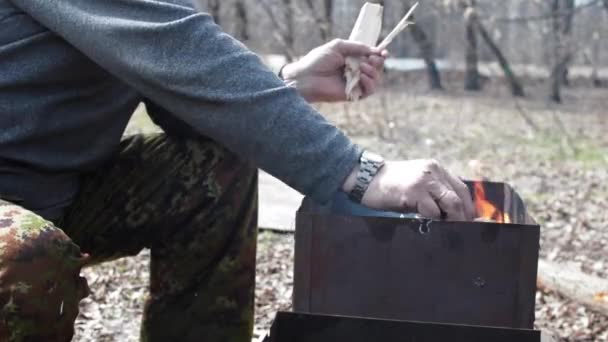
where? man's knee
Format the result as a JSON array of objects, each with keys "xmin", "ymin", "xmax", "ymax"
[{"xmin": 0, "ymin": 201, "xmax": 89, "ymax": 341}]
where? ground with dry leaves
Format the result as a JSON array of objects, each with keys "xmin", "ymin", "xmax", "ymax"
[{"xmin": 73, "ymin": 74, "xmax": 607, "ymax": 341}]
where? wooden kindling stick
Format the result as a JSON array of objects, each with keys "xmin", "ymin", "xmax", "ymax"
[
  {"xmin": 377, "ymin": 2, "xmax": 419, "ymax": 50},
  {"xmin": 345, "ymin": 2, "xmax": 419, "ymax": 101}
]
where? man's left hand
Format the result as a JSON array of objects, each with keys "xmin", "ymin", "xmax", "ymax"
[{"xmin": 281, "ymin": 39, "xmax": 388, "ymax": 103}]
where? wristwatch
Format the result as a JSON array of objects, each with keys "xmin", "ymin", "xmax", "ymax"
[{"xmin": 349, "ymin": 151, "xmax": 385, "ymax": 203}]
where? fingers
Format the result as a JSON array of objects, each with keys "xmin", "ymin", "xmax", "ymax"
[
  {"xmin": 360, "ymin": 62, "xmax": 380, "ymax": 82},
  {"xmin": 330, "ymin": 39, "xmax": 374, "ymax": 57},
  {"xmin": 359, "ymin": 73, "xmax": 377, "ymax": 98},
  {"xmin": 427, "ymin": 179, "xmax": 467, "ymax": 222},
  {"xmin": 440, "ymin": 170, "xmax": 475, "ymax": 220},
  {"xmin": 367, "ymin": 54, "xmax": 385, "ymax": 71},
  {"xmin": 437, "ymin": 190, "xmax": 467, "ymax": 221},
  {"xmin": 359, "ymin": 57, "xmax": 384, "ymax": 98},
  {"xmin": 330, "ymin": 39, "xmax": 389, "ymax": 60},
  {"xmin": 417, "ymin": 196, "xmax": 442, "ymax": 220},
  {"xmin": 423, "ymin": 160, "xmax": 471, "ymax": 221}
]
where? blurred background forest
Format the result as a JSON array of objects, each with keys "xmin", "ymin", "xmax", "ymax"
[
  {"xmin": 73, "ymin": 1, "xmax": 608, "ymax": 341},
  {"xmin": 196, "ymin": 0, "xmax": 607, "ymax": 102}
]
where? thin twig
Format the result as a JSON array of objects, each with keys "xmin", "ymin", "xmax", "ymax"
[{"xmin": 377, "ymin": 2, "xmax": 419, "ymax": 50}]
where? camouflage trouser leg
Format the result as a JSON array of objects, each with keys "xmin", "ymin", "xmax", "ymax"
[
  {"xmin": 0, "ymin": 202, "xmax": 90, "ymax": 341},
  {"xmin": 0, "ymin": 133, "xmax": 258, "ymax": 342}
]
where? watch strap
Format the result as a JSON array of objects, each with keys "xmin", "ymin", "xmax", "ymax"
[{"xmin": 349, "ymin": 151, "xmax": 385, "ymax": 203}]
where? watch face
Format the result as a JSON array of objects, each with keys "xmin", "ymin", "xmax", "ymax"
[{"xmin": 364, "ymin": 151, "xmax": 384, "ymax": 164}]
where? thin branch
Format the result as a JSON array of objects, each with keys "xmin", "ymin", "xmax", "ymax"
[
  {"xmin": 475, "ymin": 17, "xmax": 525, "ymax": 97},
  {"xmin": 514, "ymin": 101, "xmax": 540, "ymax": 133}
]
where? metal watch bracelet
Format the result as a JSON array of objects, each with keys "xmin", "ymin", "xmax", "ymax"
[{"xmin": 348, "ymin": 151, "xmax": 385, "ymax": 203}]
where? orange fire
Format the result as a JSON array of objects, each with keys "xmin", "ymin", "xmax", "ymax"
[
  {"xmin": 473, "ymin": 181, "xmax": 511, "ymax": 223},
  {"xmin": 594, "ymin": 292, "xmax": 608, "ymax": 303}
]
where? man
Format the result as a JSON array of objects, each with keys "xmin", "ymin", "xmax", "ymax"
[{"xmin": 0, "ymin": 0, "xmax": 474, "ymax": 341}]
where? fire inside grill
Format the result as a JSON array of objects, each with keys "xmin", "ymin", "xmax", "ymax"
[{"xmin": 473, "ymin": 181, "xmax": 511, "ymax": 223}]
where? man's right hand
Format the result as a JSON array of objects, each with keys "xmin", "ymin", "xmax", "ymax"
[
  {"xmin": 343, "ymin": 160, "xmax": 475, "ymax": 221},
  {"xmin": 280, "ymin": 39, "xmax": 387, "ymax": 103}
]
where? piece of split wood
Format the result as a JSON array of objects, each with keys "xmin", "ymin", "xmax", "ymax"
[
  {"xmin": 345, "ymin": 2, "xmax": 419, "ymax": 101},
  {"xmin": 344, "ymin": 2, "xmax": 383, "ymax": 102}
]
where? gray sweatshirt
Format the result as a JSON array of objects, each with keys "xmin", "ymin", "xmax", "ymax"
[{"xmin": 0, "ymin": 0, "xmax": 361, "ymax": 220}]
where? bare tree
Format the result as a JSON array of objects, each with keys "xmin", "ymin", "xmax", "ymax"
[
  {"xmin": 283, "ymin": 0, "xmax": 296, "ymax": 58},
  {"xmin": 208, "ymin": 0, "xmax": 221, "ymax": 25},
  {"xmin": 549, "ymin": 0, "xmax": 575, "ymax": 103},
  {"xmin": 588, "ymin": 31, "xmax": 604, "ymax": 87},
  {"xmin": 367, "ymin": 0, "xmax": 443, "ymax": 90},
  {"xmin": 599, "ymin": 3, "xmax": 608, "ymax": 86},
  {"xmin": 260, "ymin": 0, "xmax": 297, "ymax": 61},
  {"xmin": 560, "ymin": 0, "xmax": 575, "ymax": 86},
  {"xmin": 458, "ymin": 0, "xmax": 525, "ymax": 96},
  {"xmin": 463, "ymin": 1, "xmax": 481, "ymax": 91},
  {"xmin": 403, "ymin": 0, "xmax": 443, "ymax": 90},
  {"xmin": 302, "ymin": 0, "xmax": 333, "ymax": 42},
  {"xmin": 475, "ymin": 15, "xmax": 525, "ymax": 96},
  {"xmin": 234, "ymin": 0, "xmax": 249, "ymax": 41},
  {"xmin": 409, "ymin": 21, "xmax": 443, "ymax": 90},
  {"xmin": 324, "ymin": 0, "xmax": 334, "ymax": 31}
]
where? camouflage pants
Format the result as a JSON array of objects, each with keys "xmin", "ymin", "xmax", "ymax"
[{"xmin": 0, "ymin": 133, "xmax": 258, "ymax": 342}]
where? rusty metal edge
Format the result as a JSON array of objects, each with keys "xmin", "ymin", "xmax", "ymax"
[
  {"xmin": 515, "ymin": 223, "xmax": 541, "ymax": 328},
  {"xmin": 292, "ymin": 210, "xmax": 313, "ymax": 312}
]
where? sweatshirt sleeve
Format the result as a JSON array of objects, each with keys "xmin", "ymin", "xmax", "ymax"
[{"xmin": 10, "ymin": 0, "xmax": 361, "ymax": 203}]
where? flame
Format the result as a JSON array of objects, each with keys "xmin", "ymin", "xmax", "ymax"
[
  {"xmin": 594, "ymin": 292, "xmax": 608, "ymax": 303},
  {"xmin": 473, "ymin": 182, "xmax": 511, "ymax": 223}
]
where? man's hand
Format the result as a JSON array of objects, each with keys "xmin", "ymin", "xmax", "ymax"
[
  {"xmin": 281, "ymin": 39, "xmax": 388, "ymax": 103},
  {"xmin": 343, "ymin": 160, "xmax": 475, "ymax": 221}
]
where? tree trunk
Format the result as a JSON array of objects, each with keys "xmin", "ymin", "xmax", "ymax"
[
  {"xmin": 234, "ymin": 0, "xmax": 249, "ymax": 41},
  {"xmin": 304, "ymin": 0, "xmax": 332, "ymax": 42},
  {"xmin": 464, "ymin": 2, "xmax": 481, "ymax": 91},
  {"xmin": 549, "ymin": 0, "xmax": 564, "ymax": 103},
  {"xmin": 209, "ymin": 0, "xmax": 221, "ymax": 26},
  {"xmin": 590, "ymin": 30, "xmax": 603, "ymax": 87},
  {"xmin": 409, "ymin": 21, "xmax": 443, "ymax": 90},
  {"xmin": 283, "ymin": 0, "xmax": 295, "ymax": 61},
  {"xmin": 603, "ymin": 2, "xmax": 608, "ymax": 86},
  {"xmin": 380, "ymin": 1, "xmax": 442, "ymax": 90},
  {"xmin": 560, "ymin": 0, "xmax": 575, "ymax": 86},
  {"xmin": 260, "ymin": 0, "xmax": 297, "ymax": 61},
  {"xmin": 475, "ymin": 19, "xmax": 525, "ymax": 96},
  {"xmin": 324, "ymin": 0, "xmax": 333, "ymax": 38},
  {"xmin": 549, "ymin": 0, "xmax": 575, "ymax": 102}
]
